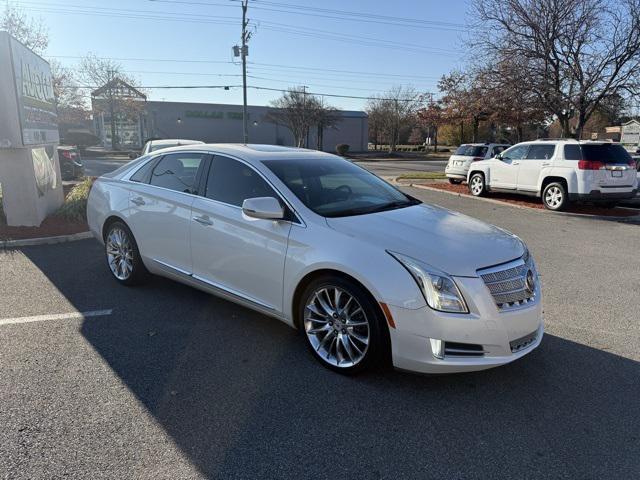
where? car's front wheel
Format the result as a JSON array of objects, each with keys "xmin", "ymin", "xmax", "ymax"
[
  {"xmin": 469, "ymin": 172, "xmax": 486, "ymax": 196},
  {"xmin": 104, "ymin": 221, "xmax": 149, "ymax": 286},
  {"xmin": 542, "ymin": 182, "xmax": 568, "ymax": 211},
  {"xmin": 299, "ymin": 275, "xmax": 389, "ymax": 374}
]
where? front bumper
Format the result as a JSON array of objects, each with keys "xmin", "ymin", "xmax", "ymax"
[{"xmin": 387, "ymin": 276, "xmax": 543, "ymax": 374}]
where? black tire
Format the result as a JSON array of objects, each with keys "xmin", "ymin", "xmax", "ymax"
[
  {"xmin": 104, "ymin": 221, "xmax": 149, "ymax": 286},
  {"xmin": 298, "ymin": 275, "xmax": 390, "ymax": 375},
  {"xmin": 542, "ymin": 182, "xmax": 568, "ymax": 211},
  {"xmin": 468, "ymin": 172, "xmax": 486, "ymax": 196},
  {"xmin": 448, "ymin": 178, "xmax": 462, "ymax": 185}
]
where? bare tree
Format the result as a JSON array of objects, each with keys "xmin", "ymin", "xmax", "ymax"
[
  {"xmin": 473, "ymin": 0, "xmax": 640, "ymax": 139},
  {"xmin": 477, "ymin": 57, "xmax": 548, "ymax": 142},
  {"xmin": 438, "ymin": 71, "xmax": 491, "ymax": 143},
  {"xmin": 50, "ymin": 60, "xmax": 89, "ymax": 125},
  {"xmin": 417, "ymin": 102, "xmax": 445, "ymax": 152},
  {"xmin": 266, "ymin": 88, "xmax": 340, "ymax": 149},
  {"xmin": 78, "ymin": 54, "xmax": 146, "ymax": 150},
  {"xmin": 365, "ymin": 86, "xmax": 423, "ymax": 152},
  {"xmin": 1, "ymin": 3, "xmax": 48, "ymax": 53}
]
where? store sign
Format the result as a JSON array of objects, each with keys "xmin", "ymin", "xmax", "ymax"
[
  {"xmin": 185, "ymin": 110, "xmax": 245, "ymax": 120},
  {"xmin": 10, "ymin": 37, "xmax": 59, "ymax": 145}
]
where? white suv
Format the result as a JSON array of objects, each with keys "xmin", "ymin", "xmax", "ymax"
[
  {"xmin": 467, "ymin": 140, "xmax": 638, "ymax": 210},
  {"xmin": 445, "ymin": 143, "xmax": 510, "ymax": 184}
]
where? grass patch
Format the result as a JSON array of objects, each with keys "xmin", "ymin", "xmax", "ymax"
[
  {"xmin": 55, "ymin": 177, "xmax": 95, "ymax": 222},
  {"xmin": 397, "ymin": 172, "xmax": 446, "ymax": 180}
]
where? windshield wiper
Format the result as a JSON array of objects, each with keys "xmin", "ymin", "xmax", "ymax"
[
  {"xmin": 327, "ymin": 199, "xmax": 418, "ymax": 217},
  {"xmin": 366, "ymin": 199, "xmax": 419, "ymax": 214}
]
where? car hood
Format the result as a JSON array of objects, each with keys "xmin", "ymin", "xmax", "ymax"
[{"xmin": 326, "ymin": 203, "xmax": 524, "ymax": 277}]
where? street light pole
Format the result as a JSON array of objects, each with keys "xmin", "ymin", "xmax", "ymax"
[{"xmin": 241, "ymin": 0, "xmax": 249, "ymax": 144}]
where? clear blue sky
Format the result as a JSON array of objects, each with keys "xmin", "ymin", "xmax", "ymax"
[{"xmin": 17, "ymin": 0, "xmax": 471, "ymax": 111}]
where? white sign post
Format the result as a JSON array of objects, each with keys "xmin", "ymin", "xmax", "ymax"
[{"xmin": 0, "ymin": 31, "xmax": 63, "ymax": 226}]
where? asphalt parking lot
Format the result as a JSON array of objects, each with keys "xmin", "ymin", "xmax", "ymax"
[{"xmin": 1, "ymin": 187, "xmax": 639, "ymax": 479}]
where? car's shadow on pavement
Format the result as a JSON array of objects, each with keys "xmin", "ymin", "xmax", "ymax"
[{"xmin": 21, "ymin": 240, "xmax": 640, "ymax": 479}]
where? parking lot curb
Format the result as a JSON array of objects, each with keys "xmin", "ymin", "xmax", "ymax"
[
  {"xmin": 396, "ymin": 180, "xmax": 640, "ymax": 223},
  {"xmin": 0, "ymin": 231, "xmax": 93, "ymax": 249}
]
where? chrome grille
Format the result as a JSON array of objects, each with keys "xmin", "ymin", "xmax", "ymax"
[{"xmin": 478, "ymin": 257, "xmax": 536, "ymax": 311}]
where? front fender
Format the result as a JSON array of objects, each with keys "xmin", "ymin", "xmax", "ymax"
[{"xmin": 282, "ymin": 223, "xmax": 426, "ymax": 324}]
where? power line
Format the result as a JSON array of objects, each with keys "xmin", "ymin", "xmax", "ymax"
[
  {"xmin": 16, "ymin": 1, "xmax": 463, "ymax": 56},
  {"xmin": 47, "ymin": 54, "xmax": 443, "ymax": 82},
  {"xmin": 61, "ymin": 83, "xmax": 428, "ymax": 101},
  {"xmin": 152, "ymin": 0, "xmax": 469, "ymax": 32}
]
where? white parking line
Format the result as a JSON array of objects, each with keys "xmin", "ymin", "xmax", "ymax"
[{"xmin": 0, "ymin": 309, "xmax": 113, "ymax": 327}]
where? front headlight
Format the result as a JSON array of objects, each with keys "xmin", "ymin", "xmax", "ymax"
[{"xmin": 388, "ymin": 251, "xmax": 469, "ymax": 314}]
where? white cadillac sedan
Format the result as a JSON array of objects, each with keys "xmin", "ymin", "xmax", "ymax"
[{"xmin": 87, "ymin": 144, "xmax": 543, "ymax": 374}]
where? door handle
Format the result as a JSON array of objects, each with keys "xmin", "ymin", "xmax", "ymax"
[
  {"xmin": 512, "ymin": 161, "xmax": 520, "ymax": 165},
  {"xmin": 542, "ymin": 162, "xmax": 551, "ymax": 166},
  {"xmin": 194, "ymin": 215, "xmax": 213, "ymax": 226},
  {"xmin": 131, "ymin": 197, "xmax": 145, "ymax": 206}
]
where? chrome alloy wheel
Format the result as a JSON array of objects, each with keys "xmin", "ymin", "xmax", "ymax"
[
  {"xmin": 544, "ymin": 185, "xmax": 563, "ymax": 209},
  {"xmin": 304, "ymin": 286, "xmax": 370, "ymax": 368},
  {"xmin": 470, "ymin": 175, "xmax": 484, "ymax": 195},
  {"xmin": 106, "ymin": 227, "xmax": 134, "ymax": 280}
]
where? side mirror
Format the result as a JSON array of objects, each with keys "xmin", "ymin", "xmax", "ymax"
[
  {"xmin": 242, "ymin": 197, "xmax": 285, "ymax": 220},
  {"xmin": 495, "ymin": 153, "xmax": 503, "ymax": 160}
]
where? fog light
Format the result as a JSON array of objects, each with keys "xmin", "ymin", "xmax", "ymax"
[{"xmin": 430, "ymin": 338, "xmax": 444, "ymax": 359}]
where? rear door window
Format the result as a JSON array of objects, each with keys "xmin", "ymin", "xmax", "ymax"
[
  {"xmin": 525, "ymin": 144, "xmax": 555, "ymax": 160},
  {"xmin": 149, "ymin": 152, "xmax": 207, "ymax": 194}
]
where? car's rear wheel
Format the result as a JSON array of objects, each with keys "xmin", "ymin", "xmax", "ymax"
[
  {"xmin": 299, "ymin": 275, "xmax": 389, "ymax": 374},
  {"xmin": 469, "ymin": 173, "xmax": 486, "ymax": 196},
  {"xmin": 542, "ymin": 182, "xmax": 568, "ymax": 211},
  {"xmin": 449, "ymin": 178, "xmax": 462, "ymax": 185},
  {"xmin": 105, "ymin": 221, "xmax": 148, "ymax": 286}
]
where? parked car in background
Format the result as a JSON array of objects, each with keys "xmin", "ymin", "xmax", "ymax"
[
  {"xmin": 633, "ymin": 148, "xmax": 640, "ymax": 171},
  {"xmin": 57, "ymin": 145, "xmax": 84, "ymax": 180},
  {"xmin": 467, "ymin": 139, "xmax": 638, "ymax": 210},
  {"xmin": 445, "ymin": 143, "xmax": 510, "ymax": 184},
  {"xmin": 88, "ymin": 144, "xmax": 543, "ymax": 375},
  {"xmin": 141, "ymin": 139, "xmax": 204, "ymax": 156}
]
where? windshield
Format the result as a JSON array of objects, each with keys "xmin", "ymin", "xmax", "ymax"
[
  {"xmin": 263, "ymin": 157, "xmax": 420, "ymax": 218},
  {"xmin": 455, "ymin": 145, "xmax": 488, "ymax": 157}
]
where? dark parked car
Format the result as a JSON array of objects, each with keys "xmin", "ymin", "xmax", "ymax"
[{"xmin": 57, "ymin": 146, "xmax": 84, "ymax": 180}]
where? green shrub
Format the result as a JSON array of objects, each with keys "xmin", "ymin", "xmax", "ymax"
[
  {"xmin": 336, "ymin": 143, "xmax": 350, "ymax": 156},
  {"xmin": 56, "ymin": 177, "xmax": 95, "ymax": 222}
]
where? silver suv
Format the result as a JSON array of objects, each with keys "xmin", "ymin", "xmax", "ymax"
[{"xmin": 445, "ymin": 143, "xmax": 510, "ymax": 184}]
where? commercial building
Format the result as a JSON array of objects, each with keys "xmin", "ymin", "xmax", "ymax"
[{"xmin": 92, "ymin": 88, "xmax": 369, "ymax": 152}]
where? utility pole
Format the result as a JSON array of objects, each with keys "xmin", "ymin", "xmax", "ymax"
[
  {"xmin": 302, "ymin": 85, "xmax": 309, "ymax": 148},
  {"xmin": 241, "ymin": 0, "xmax": 249, "ymax": 144}
]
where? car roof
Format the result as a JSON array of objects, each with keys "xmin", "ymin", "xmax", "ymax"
[
  {"xmin": 149, "ymin": 143, "xmax": 338, "ymax": 162},
  {"xmin": 149, "ymin": 139, "xmax": 204, "ymax": 146}
]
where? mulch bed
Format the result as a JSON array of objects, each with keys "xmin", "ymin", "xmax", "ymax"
[
  {"xmin": 420, "ymin": 182, "xmax": 640, "ymax": 217},
  {"xmin": 0, "ymin": 184, "xmax": 89, "ymax": 241},
  {"xmin": 0, "ymin": 216, "xmax": 89, "ymax": 241}
]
